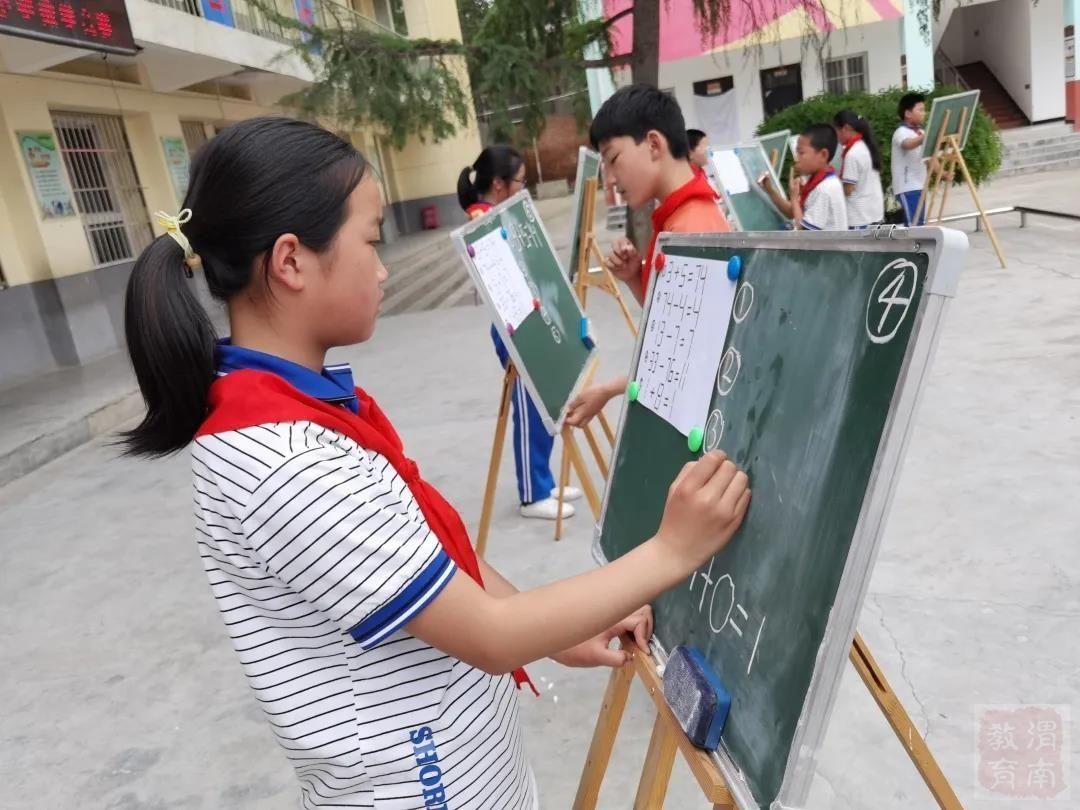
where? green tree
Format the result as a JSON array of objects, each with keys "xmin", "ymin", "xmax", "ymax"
[{"xmin": 267, "ymin": 0, "xmax": 840, "ymax": 147}]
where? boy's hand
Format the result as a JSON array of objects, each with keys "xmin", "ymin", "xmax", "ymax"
[
  {"xmin": 758, "ymin": 173, "xmax": 775, "ymax": 193},
  {"xmin": 552, "ymin": 606, "xmax": 654, "ymax": 668},
  {"xmin": 567, "ymin": 378, "xmax": 621, "ymax": 427},
  {"xmin": 606, "ymin": 237, "xmax": 642, "ymax": 283}
]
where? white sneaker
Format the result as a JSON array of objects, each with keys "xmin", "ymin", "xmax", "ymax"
[
  {"xmin": 551, "ymin": 486, "xmax": 583, "ymax": 502},
  {"xmin": 520, "ymin": 497, "xmax": 576, "ymax": 520}
]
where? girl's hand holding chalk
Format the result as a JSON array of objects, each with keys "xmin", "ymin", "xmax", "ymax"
[
  {"xmin": 655, "ymin": 451, "xmax": 751, "ymax": 570},
  {"xmin": 553, "ymin": 606, "xmax": 654, "ymax": 668}
]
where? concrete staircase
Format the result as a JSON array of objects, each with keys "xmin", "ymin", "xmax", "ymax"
[
  {"xmin": 997, "ymin": 123, "xmax": 1080, "ymax": 178},
  {"xmin": 957, "ymin": 62, "xmax": 1029, "ymax": 130},
  {"xmin": 379, "ymin": 233, "xmax": 477, "ymax": 317}
]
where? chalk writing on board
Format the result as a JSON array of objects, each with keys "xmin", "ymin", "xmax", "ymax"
[
  {"xmin": 704, "ymin": 409, "xmax": 725, "ymax": 450},
  {"xmin": 733, "ymin": 281, "xmax": 755, "ymax": 323},
  {"xmin": 470, "ymin": 228, "xmax": 535, "ymax": 330},
  {"xmin": 866, "ymin": 259, "xmax": 918, "ymax": 345},
  {"xmin": 689, "ymin": 558, "xmax": 767, "ymax": 675},
  {"xmin": 716, "ymin": 347, "xmax": 742, "ymax": 396},
  {"xmin": 635, "ymin": 255, "xmax": 738, "ymax": 437},
  {"xmin": 709, "ymin": 150, "xmax": 750, "ymax": 195}
]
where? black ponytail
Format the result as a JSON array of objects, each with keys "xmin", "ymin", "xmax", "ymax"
[
  {"xmin": 834, "ymin": 109, "xmax": 882, "ymax": 172},
  {"xmin": 121, "ymin": 117, "xmax": 367, "ymax": 457},
  {"xmin": 456, "ymin": 145, "xmax": 524, "ymax": 212}
]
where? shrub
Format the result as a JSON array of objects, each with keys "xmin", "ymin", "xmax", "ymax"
[{"xmin": 756, "ymin": 86, "xmax": 1003, "ymax": 198}]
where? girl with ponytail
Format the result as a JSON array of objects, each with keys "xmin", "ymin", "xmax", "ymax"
[
  {"xmin": 458, "ymin": 145, "xmax": 580, "ymax": 520},
  {"xmin": 833, "ymin": 109, "xmax": 885, "ymax": 229},
  {"xmin": 120, "ymin": 117, "xmax": 750, "ymax": 808}
]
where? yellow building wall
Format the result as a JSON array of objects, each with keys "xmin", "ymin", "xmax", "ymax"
[
  {"xmin": 389, "ymin": 0, "xmax": 481, "ymax": 203},
  {"xmin": 0, "ymin": 70, "xmax": 282, "ymax": 286}
]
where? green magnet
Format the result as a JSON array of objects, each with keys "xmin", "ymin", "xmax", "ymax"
[
  {"xmin": 687, "ymin": 427, "xmax": 704, "ymax": 453},
  {"xmin": 627, "ymin": 380, "xmax": 640, "ymax": 402}
]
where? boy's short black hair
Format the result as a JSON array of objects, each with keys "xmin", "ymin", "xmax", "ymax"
[
  {"xmin": 898, "ymin": 92, "xmax": 927, "ymax": 121},
  {"xmin": 687, "ymin": 129, "xmax": 707, "ymax": 150},
  {"xmin": 801, "ymin": 123, "xmax": 838, "ymax": 161},
  {"xmin": 589, "ymin": 84, "xmax": 690, "ymax": 159}
]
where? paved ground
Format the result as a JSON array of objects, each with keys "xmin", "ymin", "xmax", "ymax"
[{"xmin": 1, "ymin": 171, "xmax": 1078, "ymax": 809}]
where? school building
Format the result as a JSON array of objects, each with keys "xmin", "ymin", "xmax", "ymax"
[
  {"xmin": 0, "ymin": 0, "xmax": 480, "ymax": 385},
  {"xmin": 595, "ymin": 0, "xmax": 1077, "ymax": 141}
]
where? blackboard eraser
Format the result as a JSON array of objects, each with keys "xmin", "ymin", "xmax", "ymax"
[{"xmin": 663, "ymin": 645, "xmax": 731, "ymax": 751}]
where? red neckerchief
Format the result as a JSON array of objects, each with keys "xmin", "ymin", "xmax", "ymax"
[
  {"xmin": 465, "ymin": 201, "xmax": 494, "ymax": 220},
  {"xmin": 799, "ymin": 167, "xmax": 835, "ymax": 209},
  {"xmin": 197, "ymin": 370, "xmax": 538, "ymax": 695},
  {"xmin": 840, "ymin": 132, "xmax": 862, "ymax": 176},
  {"xmin": 644, "ymin": 171, "xmax": 718, "ymax": 289}
]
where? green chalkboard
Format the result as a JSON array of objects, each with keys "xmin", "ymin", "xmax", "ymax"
[
  {"xmin": 452, "ymin": 191, "xmax": 596, "ymax": 433},
  {"xmin": 568, "ymin": 147, "xmax": 601, "ymax": 282},
  {"xmin": 923, "ymin": 89, "xmax": 981, "ymax": 158},
  {"xmin": 706, "ymin": 144, "xmax": 789, "ymax": 232},
  {"xmin": 596, "ymin": 228, "xmax": 966, "ymax": 809}
]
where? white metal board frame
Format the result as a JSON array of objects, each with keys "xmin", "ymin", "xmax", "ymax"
[
  {"xmin": 451, "ymin": 190, "xmax": 598, "ymax": 436},
  {"xmin": 591, "ymin": 225, "xmax": 967, "ymax": 809}
]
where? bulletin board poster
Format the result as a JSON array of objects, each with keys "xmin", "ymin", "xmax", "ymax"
[
  {"xmin": 161, "ymin": 136, "xmax": 191, "ymax": 203},
  {"xmin": 18, "ymin": 132, "xmax": 76, "ymax": 220}
]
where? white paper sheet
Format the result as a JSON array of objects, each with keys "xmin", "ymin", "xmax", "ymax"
[
  {"xmin": 635, "ymin": 254, "xmax": 738, "ymax": 437},
  {"xmin": 470, "ymin": 228, "xmax": 535, "ymax": 331},
  {"xmin": 708, "ymin": 150, "xmax": 750, "ymax": 195}
]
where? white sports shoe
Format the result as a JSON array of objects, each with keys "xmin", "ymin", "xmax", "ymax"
[
  {"xmin": 520, "ymin": 497, "xmax": 576, "ymax": 520},
  {"xmin": 551, "ymin": 486, "xmax": 583, "ymax": 502}
]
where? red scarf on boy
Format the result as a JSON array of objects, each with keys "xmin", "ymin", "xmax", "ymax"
[
  {"xmin": 798, "ymin": 167, "xmax": 835, "ymax": 209},
  {"xmin": 197, "ymin": 370, "xmax": 538, "ymax": 695},
  {"xmin": 644, "ymin": 170, "xmax": 719, "ymax": 289}
]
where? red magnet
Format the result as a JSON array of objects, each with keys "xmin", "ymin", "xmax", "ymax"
[
  {"xmin": 533, "ymin": 298, "xmax": 541, "ymax": 310},
  {"xmin": 655, "ymin": 252, "xmax": 666, "ymax": 271}
]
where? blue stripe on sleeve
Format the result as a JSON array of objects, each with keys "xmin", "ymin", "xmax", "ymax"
[{"xmin": 349, "ymin": 552, "xmax": 456, "ymax": 648}]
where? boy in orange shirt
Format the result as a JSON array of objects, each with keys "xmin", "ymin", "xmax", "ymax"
[{"xmin": 568, "ymin": 84, "xmax": 731, "ymax": 426}]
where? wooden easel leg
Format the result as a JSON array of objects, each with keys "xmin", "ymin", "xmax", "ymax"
[
  {"xmin": 581, "ymin": 423, "xmax": 610, "ymax": 480},
  {"xmin": 953, "ymin": 141, "xmax": 1007, "ymax": 269},
  {"xmin": 572, "ymin": 661, "xmax": 635, "ymax": 810},
  {"xmin": 564, "ymin": 427, "xmax": 602, "ymax": 520},
  {"xmin": 598, "ymin": 411, "xmax": 616, "ymax": 448},
  {"xmin": 475, "ymin": 366, "xmax": 516, "ymax": 559},
  {"xmin": 850, "ymin": 633, "xmax": 963, "ymax": 809},
  {"xmin": 633, "ymin": 716, "xmax": 679, "ymax": 810},
  {"xmin": 936, "ymin": 156, "xmax": 955, "ymax": 222},
  {"xmin": 589, "ymin": 237, "xmax": 638, "ymax": 337},
  {"xmin": 555, "ymin": 430, "xmax": 572, "ymax": 542}
]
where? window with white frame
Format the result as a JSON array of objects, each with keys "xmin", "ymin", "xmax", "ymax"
[{"xmin": 825, "ymin": 53, "xmax": 868, "ymax": 95}]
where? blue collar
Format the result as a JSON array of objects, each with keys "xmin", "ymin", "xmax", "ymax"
[{"xmin": 216, "ymin": 340, "xmax": 359, "ymax": 414}]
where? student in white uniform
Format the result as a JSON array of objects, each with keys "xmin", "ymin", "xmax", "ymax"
[
  {"xmin": 833, "ymin": 110, "xmax": 884, "ymax": 229},
  {"xmin": 119, "ymin": 117, "xmax": 753, "ymax": 810},
  {"xmin": 892, "ymin": 92, "xmax": 929, "ymax": 225},
  {"xmin": 759, "ymin": 123, "xmax": 848, "ymax": 231}
]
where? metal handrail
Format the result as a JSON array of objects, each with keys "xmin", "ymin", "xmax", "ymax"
[
  {"xmin": 936, "ymin": 205, "xmax": 1080, "ymax": 230},
  {"xmin": 934, "ymin": 49, "xmax": 969, "ymax": 90}
]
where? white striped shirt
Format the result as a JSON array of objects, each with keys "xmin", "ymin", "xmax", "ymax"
[
  {"xmin": 801, "ymin": 173, "xmax": 848, "ymax": 231},
  {"xmin": 192, "ymin": 420, "xmax": 536, "ymax": 809}
]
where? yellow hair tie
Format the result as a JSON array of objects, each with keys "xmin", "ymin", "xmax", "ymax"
[{"xmin": 154, "ymin": 209, "xmax": 202, "ymax": 272}]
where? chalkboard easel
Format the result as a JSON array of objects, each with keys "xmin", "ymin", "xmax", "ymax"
[
  {"xmin": 915, "ymin": 104, "xmax": 1006, "ymax": 268},
  {"xmin": 573, "ymin": 175, "xmax": 638, "ymax": 336},
  {"xmin": 475, "ymin": 360, "xmax": 605, "ymax": 556},
  {"xmin": 573, "ymin": 633, "xmax": 962, "ymax": 809}
]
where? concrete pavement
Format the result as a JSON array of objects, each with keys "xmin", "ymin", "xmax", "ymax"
[{"xmin": 2, "ymin": 172, "xmax": 1079, "ymax": 809}]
